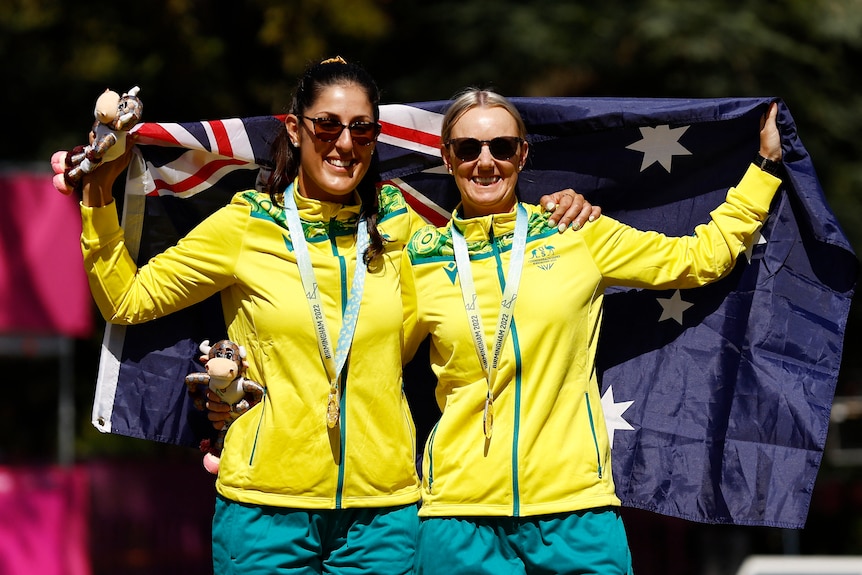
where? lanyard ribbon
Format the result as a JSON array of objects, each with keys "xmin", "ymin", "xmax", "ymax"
[
  {"xmin": 451, "ymin": 204, "xmax": 528, "ymax": 439},
  {"xmin": 283, "ymin": 183, "xmax": 369, "ymax": 428}
]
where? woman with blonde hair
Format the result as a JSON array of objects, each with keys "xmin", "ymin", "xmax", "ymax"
[{"xmin": 403, "ymin": 88, "xmax": 782, "ymax": 574}]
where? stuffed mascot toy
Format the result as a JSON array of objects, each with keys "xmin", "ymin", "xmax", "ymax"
[
  {"xmin": 51, "ymin": 86, "xmax": 143, "ymax": 194},
  {"xmin": 185, "ymin": 339, "xmax": 265, "ymax": 474}
]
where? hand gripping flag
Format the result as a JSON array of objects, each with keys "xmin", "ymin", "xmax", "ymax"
[{"xmin": 90, "ymin": 98, "xmax": 857, "ymax": 529}]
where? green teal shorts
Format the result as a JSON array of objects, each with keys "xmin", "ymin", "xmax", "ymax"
[
  {"xmin": 414, "ymin": 507, "xmax": 633, "ymax": 575},
  {"xmin": 212, "ymin": 496, "xmax": 419, "ymax": 575}
]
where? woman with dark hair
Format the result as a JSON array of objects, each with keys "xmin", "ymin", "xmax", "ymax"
[
  {"xmin": 62, "ymin": 59, "xmax": 597, "ymax": 574},
  {"xmin": 403, "ymin": 88, "xmax": 782, "ymax": 574}
]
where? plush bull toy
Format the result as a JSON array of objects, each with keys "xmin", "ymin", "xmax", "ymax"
[{"xmin": 185, "ymin": 339, "xmax": 264, "ymax": 474}]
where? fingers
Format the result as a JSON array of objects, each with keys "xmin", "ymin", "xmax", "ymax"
[
  {"xmin": 50, "ymin": 151, "xmax": 73, "ymax": 195},
  {"xmin": 759, "ymin": 101, "xmax": 782, "ymax": 161},
  {"xmin": 760, "ymin": 101, "xmax": 778, "ymax": 130},
  {"xmin": 206, "ymin": 399, "xmax": 231, "ymax": 430},
  {"xmin": 206, "ymin": 400, "xmax": 232, "ymax": 413},
  {"xmin": 50, "ymin": 151, "xmax": 68, "ymax": 175},
  {"xmin": 540, "ymin": 190, "xmax": 576, "ymax": 231},
  {"xmin": 556, "ymin": 201, "xmax": 590, "ymax": 232},
  {"xmin": 766, "ymin": 101, "xmax": 778, "ymax": 123},
  {"xmin": 205, "ymin": 390, "xmax": 231, "ymax": 421},
  {"xmin": 541, "ymin": 189, "xmax": 601, "ymax": 233},
  {"xmin": 207, "ymin": 414, "xmax": 226, "ymax": 430},
  {"xmin": 80, "ymin": 145, "xmax": 135, "ymax": 207}
]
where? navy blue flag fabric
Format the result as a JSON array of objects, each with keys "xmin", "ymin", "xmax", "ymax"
[{"xmin": 90, "ymin": 98, "xmax": 857, "ymax": 529}]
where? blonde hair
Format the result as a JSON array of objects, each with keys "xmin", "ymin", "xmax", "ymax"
[{"xmin": 440, "ymin": 88, "xmax": 527, "ymax": 144}]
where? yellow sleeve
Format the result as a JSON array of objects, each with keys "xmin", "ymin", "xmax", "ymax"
[
  {"xmin": 81, "ymin": 197, "xmax": 249, "ymax": 324},
  {"xmin": 587, "ymin": 164, "xmax": 780, "ymax": 288},
  {"xmin": 400, "ymin": 244, "xmax": 427, "ymax": 366}
]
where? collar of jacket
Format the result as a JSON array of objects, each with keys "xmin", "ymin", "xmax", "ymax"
[
  {"xmin": 450, "ymin": 202, "xmax": 523, "ymax": 242},
  {"xmin": 291, "ymin": 177, "xmax": 362, "ymax": 224}
]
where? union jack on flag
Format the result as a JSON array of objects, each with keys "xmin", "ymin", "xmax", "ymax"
[{"xmin": 91, "ymin": 98, "xmax": 857, "ymax": 529}]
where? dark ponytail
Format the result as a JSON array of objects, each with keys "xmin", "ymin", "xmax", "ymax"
[{"xmin": 266, "ymin": 56, "xmax": 385, "ymax": 268}]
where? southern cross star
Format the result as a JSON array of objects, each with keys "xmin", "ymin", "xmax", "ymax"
[
  {"xmin": 601, "ymin": 385, "xmax": 634, "ymax": 445},
  {"xmin": 657, "ymin": 289, "xmax": 694, "ymax": 325},
  {"xmin": 626, "ymin": 124, "xmax": 692, "ymax": 172}
]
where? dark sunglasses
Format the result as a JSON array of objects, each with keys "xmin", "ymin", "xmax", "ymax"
[
  {"xmin": 299, "ymin": 116, "xmax": 382, "ymax": 146},
  {"xmin": 445, "ymin": 137, "xmax": 524, "ymax": 162}
]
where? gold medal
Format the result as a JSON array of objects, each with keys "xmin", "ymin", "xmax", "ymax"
[
  {"xmin": 483, "ymin": 395, "xmax": 494, "ymax": 439},
  {"xmin": 326, "ymin": 388, "xmax": 340, "ymax": 428}
]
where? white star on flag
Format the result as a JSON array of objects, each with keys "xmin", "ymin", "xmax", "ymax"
[
  {"xmin": 601, "ymin": 385, "xmax": 634, "ymax": 445},
  {"xmin": 743, "ymin": 226, "xmax": 768, "ymax": 262},
  {"xmin": 626, "ymin": 125, "xmax": 692, "ymax": 172},
  {"xmin": 657, "ymin": 289, "xmax": 694, "ymax": 325}
]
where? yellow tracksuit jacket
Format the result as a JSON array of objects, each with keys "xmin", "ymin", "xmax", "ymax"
[
  {"xmin": 81, "ymin": 183, "xmax": 425, "ymax": 509},
  {"xmin": 402, "ymin": 165, "xmax": 780, "ymax": 518}
]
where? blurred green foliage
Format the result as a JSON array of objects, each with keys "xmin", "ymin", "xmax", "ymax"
[{"xmin": 2, "ymin": 0, "xmax": 860, "ymax": 248}]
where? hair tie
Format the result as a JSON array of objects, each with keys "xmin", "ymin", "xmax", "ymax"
[{"xmin": 321, "ymin": 56, "xmax": 348, "ymax": 65}]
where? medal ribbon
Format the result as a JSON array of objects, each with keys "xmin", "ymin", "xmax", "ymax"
[
  {"xmin": 451, "ymin": 203, "xmax": 528, "ymax": 439},
  {"xmin": 283, "ymin": 183, "xmax": 369, "ymax": 428}
]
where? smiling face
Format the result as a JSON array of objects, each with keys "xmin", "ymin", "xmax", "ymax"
[
  {"xmin": 442, "ymin": 105, "xmax": 528, "ymax": 218},
  {"xmin": 284, "ymin": 83, "xmax": 377, "ymax": 203}
]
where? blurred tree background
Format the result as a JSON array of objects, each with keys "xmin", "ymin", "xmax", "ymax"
[
  {"xmin": 1, "ymin": 0, "xmax": 861, "ymax": 571},
  {"xmin": 3, "ymin": 0, "xmax": 861, "ymax": 252},
  {"xmin": 3, "ymin": 0, "xmax": 861, "ymax": 260}
]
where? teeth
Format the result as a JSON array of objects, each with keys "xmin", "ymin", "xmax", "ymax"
[
  {"xmin": 474, "ymin": 177, "xmax": 499, "ymax": 185},
  {"xmin": 328, "ymin": 159, "xmax": 352, "ymax": 167}
]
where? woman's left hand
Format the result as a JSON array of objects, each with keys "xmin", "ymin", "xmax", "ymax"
[
  {"xmin": 540, "ymin": 189, "xmax": 601, "ymax": 232},
  {"xmin": 759, "ymin": 101, "xmax": 782, "ymax": 162}
]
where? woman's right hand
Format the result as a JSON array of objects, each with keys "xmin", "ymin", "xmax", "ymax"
[
  {"xmin": 80, "ymin": 145, "xmax": 135, "ymax": 207},
  {"xmin": 206, "ymin": 389, "xmax": 234, "ymax": 430}
]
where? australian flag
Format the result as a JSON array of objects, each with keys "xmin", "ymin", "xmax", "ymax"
[{"xmin": 90, "ymin": 98, "xmax": 857, "ymax": 529}]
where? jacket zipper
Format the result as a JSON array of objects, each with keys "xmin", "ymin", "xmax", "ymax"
[
  {"xmin": 332, "ymin": 218, "xmax": 348, "ymax": 509},
  {"xmin": 584, "ymin": 392, "xmax": 603, "ymax": 479},
  {"xmin": 492, "ymin": 225, "xmax": 523, "ymax": 516},
  {"xmin": 426, "ymin": 423, "xmax": 439, "ymax": 494},
  {"xmin": 248, "ymin": 388, "xmax": 267, "ymax": 466}
]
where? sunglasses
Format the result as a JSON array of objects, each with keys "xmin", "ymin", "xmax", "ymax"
[
  {"xmin": 445, "ymin": 137, "xmax": 524, "ymax": 162},
  {"xmin": 299, "ymin": 116, "xmax": 381, "ymax": 146}
]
